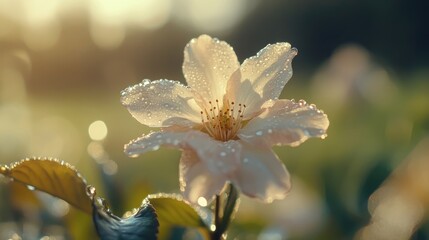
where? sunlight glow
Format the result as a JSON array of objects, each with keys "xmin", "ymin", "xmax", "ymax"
[{"xmin": 173, "ymin": 0, "xmax": 253, "ymax": 32}]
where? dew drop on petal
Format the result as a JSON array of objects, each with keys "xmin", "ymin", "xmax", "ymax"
[
  {"xmin": 27, "ymin": 185, "xmax": 35, "ymax": 191},
  {"xmin": 256, "ymin": 130, "xmax": 263, "ymax": 136},
  {"xmin": 142, "ymin": 79, "xmax": 151, "ymax": 86},
  {"xmin": 152, "ymin": 145, "xmax": 160, "ymax": 151},
  {"xmin": 128, "ymin": 153, "xmax": 140, "ymax": 158}
]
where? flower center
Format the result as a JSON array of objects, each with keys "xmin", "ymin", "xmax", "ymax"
[{"xmin": 200, "ymin": 99, "xmax": 246, "ymax": 141}]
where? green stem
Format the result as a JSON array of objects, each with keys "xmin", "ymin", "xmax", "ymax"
[
  {"xmin": 211, "ymin": 184, "xmax": 239, "ymax": 240},
  {"xmin": 214, "ymin": 194, "xmax": 221, "ymax": 229},
  {"xmin": 212, "ymin": 194, "xmax": 222, "ymax": 240}
]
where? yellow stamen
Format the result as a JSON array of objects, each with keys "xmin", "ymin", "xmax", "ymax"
[{"xmin": 200, "ymin": 99, "xmax": 246, "ymax": 141}]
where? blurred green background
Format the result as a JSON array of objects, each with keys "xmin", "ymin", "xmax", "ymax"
[{"xmin": 0, "ymin": 0, "xmax": 428, "ymax": 239}]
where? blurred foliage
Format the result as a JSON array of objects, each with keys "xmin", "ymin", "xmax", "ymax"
[{"xmin": 0, "ymin": 0, "xmax": 428, "ymax": 239}]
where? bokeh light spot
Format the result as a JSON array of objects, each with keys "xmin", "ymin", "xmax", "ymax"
[
  {"xmin": 197, "ymin": 196, "xmax": 208, "ymax": 207},
  {"xmin": 88, "ymin": 120, "xmax": 108, "ymax": 141}
]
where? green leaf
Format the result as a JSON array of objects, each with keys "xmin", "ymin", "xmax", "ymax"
[
  {"xmin": 0, "ymin": 158, "xmax": 92, "ymax": 214},
  {"xmin": 92, "ymin": 196, "xmax": 159, "ymax": 240},
  {"xmin": 147, "ymin": 193, "xmax": 207, "ymax": 228}
]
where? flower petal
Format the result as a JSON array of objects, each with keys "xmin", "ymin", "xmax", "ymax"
[
  {"xmin": 227, "ymin": 43, "xmax": 298, "ymax": 117},
  {"xmin": 183, "ymin": 35, "xmax": 240, "ymax": 101},
  {"xmin": 179, "ymin": 149, "xmax": 227, "ymax": 203},
  {"xmin": 125, "ymin": 130, "xmax": 242, "ymax": 175},
  {"xmin": 231, "ymin": 141, "xmax": 291, "ymax": 202},
  {"xmin": 121, "ymin": 79, "xmax": 202, "ymax": 127},
  {"xmin": 238, "ymin": 99, "xmax": 329, "ymax": 147}
]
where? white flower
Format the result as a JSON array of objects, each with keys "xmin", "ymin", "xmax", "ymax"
[{"xmin": 121, "ymin": 35, "xmax": 329, "ymax": 203}]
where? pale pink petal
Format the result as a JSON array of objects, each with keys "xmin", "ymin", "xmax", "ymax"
[
  {"xmin": 179, "ymin": 149, "xmax": 227, "ymax": 203},
  {"xmin": 121, "ymin": 79, "xmax": 202, "ymax": 128},
  {"xmin": 231, "ymin": 141, "xmax": 291, "ymax": 202},
  {"xmin": 226, "ymin": 43, "xmax": 298, "ymax": 118},
  {"xmin": 183, "ymin": 35, "xmax": 240, "ymax": 102},
  {"xmin": 238, "ymin": 99, "xmax": 329, "ymax": 147},
  {"xmin": 125, "ymin": 130, "xmax": 242, "ymax": 174}
]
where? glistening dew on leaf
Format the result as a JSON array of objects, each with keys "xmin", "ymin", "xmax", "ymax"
[{"xmin": 121, "ymin": 35, "xmax": 329, "ymax": 203}]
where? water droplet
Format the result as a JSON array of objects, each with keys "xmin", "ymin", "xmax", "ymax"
[
  {"xmin": 152, "ymin": 145, "xmax": 160, "ymax": 151},
  {"xmin": 142, "ymin": 79, "xmax": 151, "ymax": 86},
  {"xmin": 220, "ymin": 151, "xmax": 227, "ymax": 157},
  {"xmin": 86, "ymin": 185, "xmax": 97, "ymax": 198},
  {"xmin": 256, "ymin": 130, "xmax": 263, "ymax": 136},
  {"xmin": 27, "ymin": 185, "xmax": 35, "ymax": 191},
  {"xmin": 0, "ymin": 166, "xmax": 9, "ymax": 173}
]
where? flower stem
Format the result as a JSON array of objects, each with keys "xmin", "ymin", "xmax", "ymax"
[
  {"xmin": 211, "ymin": 184, "xmax": 239, "ymax": 240},
  {"xmin": 212, "ymin": 194, "xmax": 222, "ymax": 240},
  {"xmin": 214, "ymin": 194, "xmax": 221, "ymax": 228}
]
